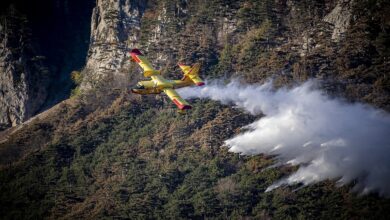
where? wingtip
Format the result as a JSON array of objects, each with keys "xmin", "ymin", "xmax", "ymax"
[
  {"xmin": 181, "ymin": 105, "xmax": 192, "ymax": 110},
  {"xmin": 130, "ymin": 49, "xmax": 142, "ymax": 62},
  {"xmin": 173, "ymin": 99, "xmax": 192, "ymax": 110},
  {"xmin": 196, "ymin": 82, "xmax": 205, "ymax": 86},
  {"xmin": 130, "ymin": 48, "xmax": 143, "ymax": 56}
]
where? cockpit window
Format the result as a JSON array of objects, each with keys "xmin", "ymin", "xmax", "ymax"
[{"xmin": 133, "ymin": 83, "xmax": 145, "ymax": 89}]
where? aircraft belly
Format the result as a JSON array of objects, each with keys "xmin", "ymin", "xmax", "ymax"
[
  {"xmin": 139, "ymin": 81, "xmax": 155, "ymax": 88},
  {"xmin": 131, "ymin": 88, "xmax": 161, "ymax": 94}
]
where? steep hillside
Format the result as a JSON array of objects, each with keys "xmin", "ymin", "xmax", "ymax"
[
  {"xmin": 1, "ymin": 0, "xmax": 390, "ymax": 219},
  {"xmin": 1, "ymin": 91, "xmax": 390, "ymax": 219}
]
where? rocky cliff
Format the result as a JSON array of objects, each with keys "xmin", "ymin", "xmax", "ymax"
[
  {"xmin": 0, "ymin": 6, "xmax": 49, "ymax": 130},
  {"xmin": 82, "ymin": 0, "xmax": 146, "ymax": 90},
  {"xmin": 0, "ymin": 0, "xmax": 94, "ymax": 130}
]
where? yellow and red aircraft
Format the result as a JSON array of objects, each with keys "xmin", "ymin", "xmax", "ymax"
[{"xmin": 130, "ymin": 48, "xmax": 205, "ymax": 111}]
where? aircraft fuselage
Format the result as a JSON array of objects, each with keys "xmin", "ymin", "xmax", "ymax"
[{"xmin": 131, "ymin": 75, "xmax": 192, "ymax": 95}]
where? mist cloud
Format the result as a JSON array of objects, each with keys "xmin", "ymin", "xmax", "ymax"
[{"xmin": 178, "ymin": 80, "xmax": 390, "ymax": 196}]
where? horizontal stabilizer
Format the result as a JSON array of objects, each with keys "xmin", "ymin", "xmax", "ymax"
[{"xmin": 178, "ymin": 63, "xmax": 205, "ymax": 86}]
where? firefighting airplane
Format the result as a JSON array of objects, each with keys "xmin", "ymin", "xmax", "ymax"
[{"xmin": 130, "ymin": 48, "xmax": 205, "ymax": 111}]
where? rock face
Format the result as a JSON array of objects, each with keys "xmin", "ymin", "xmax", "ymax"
[
  {"xmin": 82, "ymin": 0, "xmax": 146, "ymax": 90},
  {"xmin": 81, "ymin": 0, "xmax": 240, "ymax": 90},
  {"xmin": 0, "ymin": 7, "xmax": 49, "ymax": 130},
  {"xmin": 323, "ymin": 0, "xmax": 354, "ymax": 41},
  {"xmin": 0, "ymin": 0, "xmax": 94, "ymax": 130}
]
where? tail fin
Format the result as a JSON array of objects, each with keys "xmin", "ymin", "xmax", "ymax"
[{"xmin": 178, "ymin": 63, "xmax": 205, "ymax": 86}]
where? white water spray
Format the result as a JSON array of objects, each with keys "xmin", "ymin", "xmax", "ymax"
[{"xmin": 178, "ymin": 80, "xmax": 390, "ymax": 196}]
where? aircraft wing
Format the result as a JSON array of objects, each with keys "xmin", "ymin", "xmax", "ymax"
[
  {"xmin": 130, "ymin": 49, "xmax": 159, "ymax": 77},
  {"xmin": 163, "ymin": 88, "xmax": 192, "ymax": 110}
]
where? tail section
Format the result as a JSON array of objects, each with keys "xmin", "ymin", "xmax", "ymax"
[{"xmin": 178, "ymin": 63, "xmax": 205, "ymax": 86}]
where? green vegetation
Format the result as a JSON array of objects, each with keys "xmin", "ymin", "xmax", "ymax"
[
  {"xmin": 70, "ymin": 70, "xmax": 83, "ymax": 97},
  {"xmin": 235, "ymin": 19, "xmax": 272, "ymax": 68},
  {"xmin": 1, "ymin": 92, "xmax": 390, "ymax": 219}
]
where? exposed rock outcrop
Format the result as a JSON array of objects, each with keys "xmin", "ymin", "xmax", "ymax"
[
  {"xmin": 0, "ymin": 7, "xmax": 49, "ymax": 130},
  {"xmin": 82, "ymin": 0, "xmax": 147, "ymax": 90},
  {"xmin": 0, "ymin": 0, "xmax": 94, "ymax": 130},
  {"xmin": 82, "ymin": 0, "xmax": 242, "ymax": 89},
  {"xmin": 323, "ymin": 0, "xmax": 354, "ymax": 41}
]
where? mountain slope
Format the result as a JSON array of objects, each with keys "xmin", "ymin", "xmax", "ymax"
[
  {"xmin": 1, "ymin": 0, "xmax": 390, "ymax": 219},
  {"xmin": 1, "ymin": 91, "xmax": 390, "ymax": 219}
]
